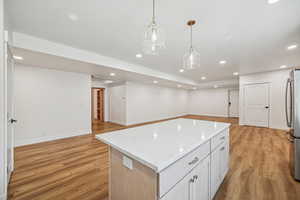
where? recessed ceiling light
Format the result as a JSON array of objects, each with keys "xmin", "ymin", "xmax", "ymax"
[
  {"xmin": 280, "ymin": 65, "xmax": 287, "ymax": 69},
  {"xmin": 192, "ymin": 87, "xmax": 197, "ymax": 90},
  {"xmin": 287, "ymin": 44, "xmax": 298, "ymax": 50},
  {"xmin": 177, "ymin": 84, "xmax": 182, "ymax": 88},
  {"xmin": 268, "ymin": 0, "xmax": 280, "ymax": 4},
  {"xmin": 104, "ymin": 80, "xmax": 114, "ymax": 84},
  {"xmin": 13, "ymin": 55, "xmax": 23, "ymax": 60},
  {"xmin": 136, "ymin": 54, "xmax": 143, "ymax": 58},
  {"xmin": 153, "ymin": 80, "xmax": 158, "ymax": 84},
  {"xmin": 214, "ymin": 85, "xmax": 219, "ymax": 88},
  {"xmin": 109, "ymin": 72, "xmax": 116, "ymax": 76},
  {"xmin": 179, "ymin": 69, "xmax": 185, "ymax": 73},
  {"xmin": 233, "ymin": 72, "xmax": 239, "ymax": 76},
  {"xmin": 68, "ymin": 13, "xmax": 79, "ymax": 21},
  {"xmin": 201, "ymin": 76, "xmax": 206, "ymax": 80},
  {"xmin": 219, "ymin": 60, "xmax": 227, "ymax": 65}
]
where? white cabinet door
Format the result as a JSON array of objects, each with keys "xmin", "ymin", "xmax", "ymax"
[
  {"xmin": 160, "ymin": 170, "xmax": 194, "ymax": 200},
  {"xmin": 210, "ymin": 147, "xmax": 220, "ymax": 199},
  {"xmin": 220, "ymin": 138, "xmax": 229, "ymax": 181},
  {"xmin": 193, "ymin": 156, "xmax": 210, "ymax": 200},
  {"xmin": 161, "ymin": 156, "xmax": 211, "ymax": 200},
  {"xmin": 210, "ymin": 140, "xmax": 230, "ymax": 200}
]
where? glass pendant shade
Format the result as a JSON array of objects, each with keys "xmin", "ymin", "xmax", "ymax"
[
  {"xmin": 143, "ymin": 22, "xmax": 165, "ymax": 55},
  {"xmin": 183, "ymin": 47, "xmax": 201, "ymax": 70},
  {"xmin": 183, "ymin": 20, "xmax": 200, "ymax": 70},
  {"xmin": 143, "ymin": 0, "xmax": 165, "ymax": 55}
]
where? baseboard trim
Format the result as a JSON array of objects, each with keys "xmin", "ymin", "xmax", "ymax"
[
  {"xmin": 187, "ymin": 113, "xmax": 229, "ymax": 118},
  {"xmin": 125, "ymin": 114, "xmax": 188, "ymax": 127},
  {"xmin": 15, "ymin": 129, "xmax": 91, "ymax": 147}
]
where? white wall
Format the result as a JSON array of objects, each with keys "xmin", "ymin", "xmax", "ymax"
[
  {"xmin": 91, "ymin": 80, "xmax": 109, "ymax": 121},
  {"xmin": 126, "ymin": 82, "xmax": 188, "ymax": 125},
  {"xmin": 14, "ymin": 65, "xmax": 92, "ymax": 146},
  {"xmin": 109, "ymin": 84, "xmax": 127, "ymax": 125},
  {"xmin": 239, "ymin": 70, "xmax": 290, "ymax": 130},
  {"xmin": 0, "ymin": 0, "xmax": 6, "ymax": 198},
  {"xmin": 188, "ymin": 89, "xmax": 229, "ymax": 117}
]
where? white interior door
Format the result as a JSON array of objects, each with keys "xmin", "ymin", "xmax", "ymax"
[
  {"xmin": 5, "ymin": 34, "xmax": 15, "ymax": 184},
  {"xmin": 243, "ymin": 83, "xmax": 270, "ymax": 127},
  {"xmin": 228, "ymin": 90, "xmax": 239, "ymax": 117}
]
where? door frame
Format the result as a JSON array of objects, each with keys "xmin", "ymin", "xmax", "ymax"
[
  {"xmin": 242, "ymin": 82, "xmax": 271, "ymax": 127},
  {"xmin": 91, "ymin": 87, "xmax": 105, "ymax": 123}
]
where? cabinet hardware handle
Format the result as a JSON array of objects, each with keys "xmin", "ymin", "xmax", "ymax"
[
  {"xmin": 188, "ymin": 157, "xmax": 199, "ymax": 165},
  {"xmin": 193, "ymin": 175, "xmax": 198, "ymax": 180},
  {"xmin": 220, "ymin": 136, "xmax": 225, "ymax": 140},
  {"xmin": 189, "ymin": 178, "xmax": 195, "ymax": 183},
  {"xmin": 220, "ymin": 147, "xmax": 225, "ymax": 151}
]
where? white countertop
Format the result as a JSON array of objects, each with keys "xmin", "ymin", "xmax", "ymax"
[{"xmin": 96, "ymin": 118, "xmax": 230, "ymax": 172}]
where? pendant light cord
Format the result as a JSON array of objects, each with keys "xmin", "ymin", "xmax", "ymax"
[
  {"xmin": 190, "ymin": 25, "xmax": 193, "ymax": 51},
  {"xmin": 152, "ymin": 0, "xmax": 156, "ymax": 23}
]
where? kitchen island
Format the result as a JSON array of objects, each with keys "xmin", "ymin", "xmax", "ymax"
[{"xmin": 96, "ymin": 118, "xmax": 230, "ymax": 200}]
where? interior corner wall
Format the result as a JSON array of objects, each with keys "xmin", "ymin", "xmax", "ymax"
[
  {"xmin": 125, "ymin": 82, "xmax": 188, "ymax": 126},
  {"xmin": 91, "ymin": 80, "xmax": 109, "ymax": 121},
  {"xmin": 239, "ymin": 70, "xmax": 290, "ymax": 130},
  {"xmin": 14, "ymin": 64, "xmax": 92, "ymax": 146},
  {"xmin": 188, "ymin": 88, "xmax": 229, "ymax": 117}
]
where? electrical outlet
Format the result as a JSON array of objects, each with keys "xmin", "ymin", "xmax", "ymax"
[{"xmin": 122, "ymin": 155, "xmax": 133, "ymax": 170}]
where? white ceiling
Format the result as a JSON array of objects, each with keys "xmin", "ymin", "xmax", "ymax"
[{"xmin": 7, "ymin": 0, "xmax": 300, "ymax": 82}]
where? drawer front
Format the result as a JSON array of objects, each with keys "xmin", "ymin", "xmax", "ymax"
[
  {"xmin": 211, "ymin": 129, "xmax": 229, "ymax": 151},
  {"xmin": 159, "ymin": 141, "xmax": 210, "ymax": 198}
]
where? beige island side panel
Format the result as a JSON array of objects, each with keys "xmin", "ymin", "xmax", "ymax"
[{"xmin": 109, "ymin": 147, "xmax": 158, "ymax": 200}]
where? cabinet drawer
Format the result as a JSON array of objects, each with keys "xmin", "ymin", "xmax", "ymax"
[
  {"xmin": 159, "ymin": 141, "xmax": 210, "ymax": 198},
  {"xmin": 211, "ymin": 129, "xmax": 229, "ymax": 151}
]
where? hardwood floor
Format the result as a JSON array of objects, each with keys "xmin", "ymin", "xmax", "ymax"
[{"xmin": 8, "ymin": 116, "xmax": 300, "ymax": 200}]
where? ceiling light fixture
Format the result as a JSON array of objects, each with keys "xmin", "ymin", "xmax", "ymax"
[
  {"xmin": 287, "ymin": 44, "xmax": 298, "ymax": 50},
  {"xmin": 219, "ymin": 60, "xmax": 227, "ymax": 65},
  {"xmin": 280, "ymin": 65, "xmax": 287, "ymax": 69},
  {"xmin": 136, "ymin": 54, "xmax": 143, "ymax": 58},
  {"xmin": 177, "ymin": 84, "xmax": 182, "ymax": 88},
  {"xmin": 233, "ymin": 72, "xmax": 239, "ymax": 76},
  {"xmin": 109, "ymin": 72, "xmax": 116, "ymax": 76},
  {"xmin": 13, "ymin": 55, "xmax": 23, "ymax": 60},
  {"xmin": 179, "ymin": 69, "xmax": 185, "ymax": 73},
  {"xmin": 268, "ymin": 0, "xmax": 280, "ymax": 4},
  {"xmin": 183, "ymin": 20, "xmax": 200, "ymax": 70},
  {"xmin": 153, "ymin": 80, "xmax": 158, "ymax": 84},
  {"xmin": 143, "ymin": 0, "xmax": 165, "ymax": 55},
  {"xmin": 68, "ymin": 13, "xmax": 78, "ymax": 21},
  {"xmin": 201, "ymin": 76, "xmax": 206, "ymax": 80},
  {"xmin": 104, "ymin": 80, "xmax": 114, "ymax": 84},
  {"xmin": 192, "ymin": 87, "xmax": 197, "ymax": 90},
  {"xmin": 214, "ymin": 85, "xmax": 219, "ymax": 89}
]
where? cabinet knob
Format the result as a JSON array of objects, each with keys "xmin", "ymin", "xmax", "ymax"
[{"xmin": 220, "ymin": 147, "xmax": 225, "ymax": 151}]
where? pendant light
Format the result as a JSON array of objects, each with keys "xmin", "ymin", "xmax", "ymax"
[
  {"xmin": 143, "ymin": 0, "xmax": 165, "ymax": 55},
  {"xmin": 183, "ymin": 20, "xmax": 200, "ymax": 70}
]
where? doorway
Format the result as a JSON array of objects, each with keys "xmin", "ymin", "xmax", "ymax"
[
  {"xmin": 91, "ymin": 88, "xmax": 105, "ymax": 133},
  {"xmin": 228, "ymin": 89, "xmax": 239, "ymax": 118},
  {"xmin": 243, "ymin": 83, "xmax": 270, "ymax": 127}
]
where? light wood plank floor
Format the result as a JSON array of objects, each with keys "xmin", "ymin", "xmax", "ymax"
[{"xmin": 8, "ymin": 115, "xmax": 300, "ymax": 200}]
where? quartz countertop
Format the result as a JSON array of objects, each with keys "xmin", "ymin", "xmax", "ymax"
[{"xmin": 96, "ymin": 118, "xmax": 230, "ymax": 172}]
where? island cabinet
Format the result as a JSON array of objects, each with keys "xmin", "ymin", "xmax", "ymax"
[{"xmin": 96, "ymin": 118, "xmax": 230, "ymax": 200}]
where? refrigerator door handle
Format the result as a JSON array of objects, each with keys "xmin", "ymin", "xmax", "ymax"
[{"xmin": 286, "ymin": 78, "xmax": 292, "ymax": 127}]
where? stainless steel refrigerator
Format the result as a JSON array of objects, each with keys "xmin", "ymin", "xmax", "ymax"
[{"xmin": 286, "ymin": 69, "xmax": 300, "ymax": 181}]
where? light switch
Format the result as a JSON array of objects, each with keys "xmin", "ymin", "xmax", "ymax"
[{"xmin": 122, "ymin": 155, "xmax": 133, "ymax": 170}]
